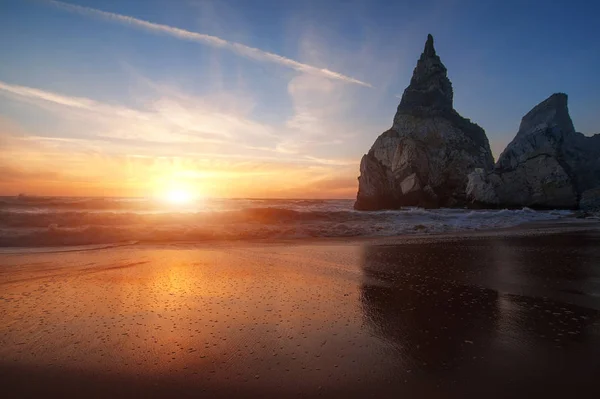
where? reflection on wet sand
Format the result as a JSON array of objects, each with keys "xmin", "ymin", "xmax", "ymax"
[
  {"xmin": 361, "ymin": 244, "xmax": 501, "ymax": 373},
  {"xmin": 1, "ymin": 231, "xmax": 599, "ymax": 398},
  {"xmin": 360, "ymin": 232, "xmax": 600, "ymax": 397}
]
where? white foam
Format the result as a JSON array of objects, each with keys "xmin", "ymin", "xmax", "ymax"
[{"xmin": 0, "ymin": 197, "xmax": 578, "ymax": 247}]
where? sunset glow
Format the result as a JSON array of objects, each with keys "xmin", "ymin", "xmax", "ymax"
[
  {"xmin": 163, "ymin": 188, "xmax": 195, "ymax": 205},
  {"xmin": 1, "ymin": 1, "xmax": 599, "ymax": 398},
  {"xmin": 0, "ymin": 0, "xmax": 597, "ymax": 200}
]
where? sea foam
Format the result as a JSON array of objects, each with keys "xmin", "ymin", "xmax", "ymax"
[{"xmin": 0, "ymin": 196, "xmax": 573, "ymax": 247}]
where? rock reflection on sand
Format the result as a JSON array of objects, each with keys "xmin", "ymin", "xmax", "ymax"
[
  {"xmin": 360, "ymin": 233, "xmax": 600, "ymax": 396},
  {"xmin": 1, "ymin": 233, "xmax": 600, "ymax": 398}
]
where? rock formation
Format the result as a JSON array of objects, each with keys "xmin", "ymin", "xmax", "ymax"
[
  {"xmin": 467, "ymin": 93, "xmax": 600, "ymax": 209},
  {"xmin": 580, "ymin": 188, "xmax": 600, "ymax": 212},
  {"xmin": 355, "ymin": 34, "xmax": 494, "ymax": 210}
]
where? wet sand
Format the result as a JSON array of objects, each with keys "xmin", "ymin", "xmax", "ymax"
[{"xmin": 1, "ymin": 226, "xmax": 600, "ymax": 398}]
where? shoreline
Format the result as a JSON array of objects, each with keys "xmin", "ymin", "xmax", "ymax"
[{"xmin": 1, "ymin": 218, "xmax": 598, "ymax": 254}]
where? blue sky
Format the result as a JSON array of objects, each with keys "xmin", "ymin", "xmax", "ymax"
[{"xmin": 0, "ymin": 0, "xmax": 598, "ymax": 197}]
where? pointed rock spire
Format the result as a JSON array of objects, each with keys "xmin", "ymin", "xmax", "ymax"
[
  {"xmin": 396, "ymin": 34, "xmax": 454, "ymax": 117},
  {"xmin": 355, "ymin": 34, "xmax": 494, "ymax": 210},
  {"xmin": 424, "ymin": 33, "xmax": 436, "ymax": 56}
]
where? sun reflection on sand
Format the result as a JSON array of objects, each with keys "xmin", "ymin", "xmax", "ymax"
[
  {"xmin": 0, "ymin": 244, "xmax": 371, "ymax": 388},
  {"xmin": 2, "ymin": 236, "xmax": 599, "ymax": 397}
]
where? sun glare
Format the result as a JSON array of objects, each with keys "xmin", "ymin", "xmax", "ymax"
[{"xmin": 164, "ymin": 188, "xmax": 194, "ymax": 205}]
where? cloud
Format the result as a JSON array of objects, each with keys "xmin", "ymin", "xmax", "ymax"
[
  {"xmin": 0, "ymin": 79, "xmax": 275, "ymax": 146},
  {"xmin": 0, "ymin": 119, "xmax": 358, "ymax": 198},
  {"xmin": 0, "ymin": 67, "xmax": 367, "ymax": 198},
  {"xmin": 0, "ymin": 165, "xmax": 63, "ymax": 183},
  {"xmin": 0, "ymin": 79, "xmax": 362, "ymax": 167},
  {"xmin": 302, "ymin": 156, "xmax": 357, "ymax": 166},
  {"xmin": 0, "ymin": 80, "xmax": 148, "ymax": 120},
  {"xmin": 42, "ymin": 0, "xmax": 371, "ymax": 87},
  {"xmin": 279, "ymin": 35, "xmax": 388, "ymax": 158}
]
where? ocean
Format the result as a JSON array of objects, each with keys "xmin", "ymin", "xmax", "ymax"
[{"xmin": 0, "ymin": 195, "xmax": 576, "ymax": 247}]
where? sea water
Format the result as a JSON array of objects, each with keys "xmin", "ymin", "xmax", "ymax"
[{"xmin": 0, "ymin": 196, "xmax": 573, "ymax": 247}]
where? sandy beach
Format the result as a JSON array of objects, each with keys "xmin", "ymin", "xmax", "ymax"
[{"xmin": 1, "ymin": 224, "xmax": 600, "ymax": 398}]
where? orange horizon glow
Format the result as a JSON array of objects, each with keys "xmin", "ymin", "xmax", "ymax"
[
  {"xmin": 0, "ymin": 166, "xmax": 358, "ymax": 199},
  {"xmin": 0, "ymin": 176, "xmax": 358, "ymax": 199},
  {"xmin": 0, "ymin": 159, "xmax": 359, "ymax": 200},
  {"xmin": 0, "ymin": 118, "xmax": 359, "ymax": 199},
  {"xmin": 0, "ymin": 67, "xmax": 363, "ymax": 201}
]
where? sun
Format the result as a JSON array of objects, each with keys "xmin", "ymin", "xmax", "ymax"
[{"xmin": 163, "ymin": 188, "xmax": 194, "ymax": 205}]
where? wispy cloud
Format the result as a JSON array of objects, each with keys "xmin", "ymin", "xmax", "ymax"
[
  {"xmin": 41, "ymin": 0, "xmax": 371, "ymax": 87},
  {"xmin": 0, "ymin": 79, "xmax": 274, "ymax": 145},
  {"xmin": 0, "ymin": 116, "xmax": 359, "ymax": 198},
  {"xmin": 0, "ymin": 80, "xmax": 148, "ymax": 120},
  {"xmin": 0, "ymin": 79, "xmax": 360, "ymax": 166}
]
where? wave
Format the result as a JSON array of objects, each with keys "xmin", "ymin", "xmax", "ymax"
[
  {"xmin": 0, "ymin": 203, "xmax": 573, "ymax": 247},
  {"xmin": 0, "ymin": 208, "xmax": 372, "ymax": 228},
  {"xmin": 0, "ymin": 241, "xmax": 138, "ymax": 255},
  {"xmin": 0, "ymin": 195, "xmax": 144, "ymax": 211},
  {"xmin": 0, "ymin": 195, "xmax": 350, "ymax": 212}
]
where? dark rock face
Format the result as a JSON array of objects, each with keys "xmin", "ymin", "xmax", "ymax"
[
  {"xmin": 355, "ymin": 34, "xmax": 494, "ymax": 210},
  {"xmin": 580, "ymin": 188, "xmax": 600, "ymax": 212},
  {"xmin": 397, "ymin": 34, "xmax": 454, "ymax": 116},
  {"xmin": 565, "ymin": 132, "xmax": 600, "ymax": 197},
  {"xmin": 467, "ymin": 93, "xmax": 600, "ymax": 209}
]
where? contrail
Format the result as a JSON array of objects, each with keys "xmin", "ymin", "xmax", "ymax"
[
  {"xmin": 0, "ymin": 80, "xmax": 100, "ymax": 111},
  {"xmin": 0, "ymin": 79, "xmax": 151, "ymax": 121},
  {"xmin": 42, "ymin": 0, "xmax": 372, "ymax": 87}
]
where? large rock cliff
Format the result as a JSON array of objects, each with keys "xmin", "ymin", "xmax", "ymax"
[
  {"xmin": 355, "ymin": 34, "xmax": 494, "ymax": 210},
  {"xmin": 467, "ymin": 93, "xmax": 600, "ymax": 209}
]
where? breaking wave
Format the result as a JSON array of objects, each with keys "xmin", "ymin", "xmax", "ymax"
[{"xmin": 0, "ymin": 196, "xmax": 574, "ymax": 247}]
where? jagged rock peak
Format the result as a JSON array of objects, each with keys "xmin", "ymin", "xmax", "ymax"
[
  {"xmin": 517, "ymin": 92, "xmax": 575, "ymax": 137},
  {"xmin": 354, "ymin": 34, "xmax": 494, "ymax": 210},
  {"xmin": 496, "ymin": 93, "xmax": 577, "ymax": 171},
  {"xmin": 397, "ymin": 34, "xmax": 454, "ymax": 116},
  {"xmin": 424, "ymin": 33, "xmax": 435, "ymax": 56},
  {"xmin": 467, "ymin": 92, "xmax": 600, "ymax": 210}
]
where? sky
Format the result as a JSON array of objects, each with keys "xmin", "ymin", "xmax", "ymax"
[{"xmin": 0, "ymin": 0, "xmax": 598, "ymax": 199}]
